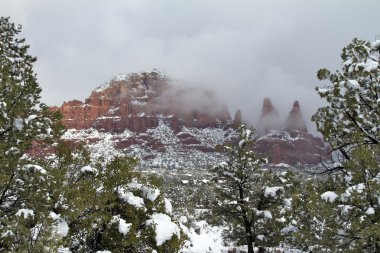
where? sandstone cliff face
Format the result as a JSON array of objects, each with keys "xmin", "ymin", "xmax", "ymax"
[
  {"xmin": 54, "ymin": 71, "xmax": 330, "ymax": 167},
  {"xmin": 58, "ymin": 71, "xmax": 232, "ymax": 133},
  {"xmin": 255, "ymin": 99, "xmax": 330, "ymax": 165},
  {"xmin": 286, "ymin": 100, "xmax": 307, "ymax": 132},
  {"xmin": 257, "ymin": 97, "xmax": 281, "ymax": 134}
]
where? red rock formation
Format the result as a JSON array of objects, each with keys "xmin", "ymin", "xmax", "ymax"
[
  {"xmin": 234, "ymin": 109, "xmax": 242, "ymax": 126},
  {"xmin": 286, "ymin": 100, "xmax": 307, "ymax": 132},
  {"xmin": 255, "ymin": 130, "xmax": 330, "ymax": 165},
  {"xmin": 257, "ymin": 97, "xmax": 280, "ymax": 134},
  {"xmin": 53, "ymin": 75, "xmax": 331, "ymax": 166},
  {"xmin": 255, "ymin": 98, "xmax": 330, "ymax": 165},
  {"xmin": 58, "ymin": 71, "xmax": 231, "ymax": 133}
]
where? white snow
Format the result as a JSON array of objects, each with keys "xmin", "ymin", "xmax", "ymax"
[
  {"xmin": 13, "ymin": 118, "xmax": 24, "ymax": 130},
  {"xmin": 359, "ymin": 59, "xmax": 379, "ymax": 72},
  {"xmin": 16, "ymin": 208, "xmax": 34, "ymax": 218},
  {"xmin": 317, "ymin": 87, "xmax": 331, "ymax": 94},
  {"xmin": 118, "ymin": 218, "xmax": 132, "ymax": 235},
  {"xmin": 146, "ymin": 213, "xmax": 180, "ymax": 246},
  {"xmin": 111, "ymin": 216, "xmax": 132, "ymax": 235},
  {"xmin": 126, "ymin": 179, "xmax": 160, "ymax": 202},
  {"xmin": 57, "ymin": 247, "xmax": 72, "ymax": 253},
  {"xmin": 123, "ymin": 192, "xmax": 145, "ymax": 209},
  {"xmin": 371, "ymin": 40, "xmax": 380, "ymax": 48},
  {"xmin": 26, "ymin": 115, "xmax": 37, "ymax": 124},
  {"xmin": 117, "ymin": 187, "xmax": 145, "ymax": 209},
  {"xmin": 338, "ymin": 204, "xmax": 354, "ymax": 214},
  {"xmin": 144, "ymin": 187, "xmax": 160, "ymax": 202},
  {"xmin": 257, "ymin": 210, "xmax": 273, "ymax": 219},
  {"xmin": 180, "ymin": 220, "xmax": 231, "ymax": 253},
  {"xmin": 365, "ymin": 207, "xmax": 375, "ymax": 215},
  {"xmin": 257, "ymin": 235, "xmax": 265, "ymax": 241},
  {"xmin": 341, "ymin": 183, "xmax": 366, "ymax": 200},
  {"xmin": 127, "ymin": 179, "xmax": 143, "ymax": 190},
  {"xmin": 80, "ymin": 165, "xmax": 97, "ymax": 174},
  {"xmin": 348, "ymin": 80, "xmax": 360, "ymax": 88},
  {"xmin": 24, "ymin": 164, "xmax": 47, "ymax": 174},
  {"xmin": 62, "ymin": 125, "xmax": 233, "ymax": 169},
  {"xmin": 31, "ymin": 223, "xmax": 42, "ymax": 242},
  {"xmin": 49, "ymin": 212, "xmax": 69, "ymax": 237},
  {"xmin": 164, "ymin": 198, "xmax": 173, "ymax": 214},
  {"xmin": 264, "ymin": 186, "xmax": 283, "ymax": 198},
  {"xmin": 274, "ymin": 163, "xmax": 290, "ymax": 168},
  {"xmin": 321, "ymin": 191, "xmax": 339, "ymax": 203}
]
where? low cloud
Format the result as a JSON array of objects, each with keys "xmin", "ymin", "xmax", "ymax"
[{"xmin": 1, "ymin": 0, "xmax": 379, "ymax": 133}]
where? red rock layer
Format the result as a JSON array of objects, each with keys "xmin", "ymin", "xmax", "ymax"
[
  {"xmin": 57, "ymin": 71, "xmax": 232, "ymax": 133},
  {"xmin": 255, "ymin": 98, "xmax": 330, "ymax": 165}
]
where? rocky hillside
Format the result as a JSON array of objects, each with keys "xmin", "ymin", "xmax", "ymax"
[
  {"xmin": 255, "ymin": 98, "xmax": 330, "ymax": 165},
  {"xmin": 56, "ymin": 71, "xmax": 232, "ymax": 132},
  {"xmin": 52, "ymin": 70, "xmax": 330, "ymax": 168},
  {"xmin": 52, "ymin": 71, "xmax": 237, "ymax": 168}
]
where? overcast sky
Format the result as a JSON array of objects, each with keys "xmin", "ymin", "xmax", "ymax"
[{"xmin": 1, "ymin": 0, "xmax": 379, "ymax": 129}]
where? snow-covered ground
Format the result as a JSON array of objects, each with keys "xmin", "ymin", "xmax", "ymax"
[{"xmin": 62, "ymin": 122, "xmax": 236, "ymax": 169}]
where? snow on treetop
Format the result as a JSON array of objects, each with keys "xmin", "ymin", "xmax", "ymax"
[
  {"xmin": 164, "ymin": 198, "xmax": 173, "ymax": 214},
  {"xmin": 80, "ymin": 165, "xmax": 97, "ymax": 174},
  {"xmin": 15, "ymin": 208, "xmax": 34, "ymax": 218},
  {"xmin": 264, "ymin": 186, "xmax": 284, "ymax": 198},
  {"xmin": 146, "ymin": 213, "xmax": 180, "ymax": 246},
  {"xmin": 340, "ymin": 183, "xmax": 366, "ymax": 202},
  {"xmin": 24, "ymin": 164, "xmax": 47, "ymax": 174},
  {"xmin": 321, "ymin": 191, "xmax": 339, "ymax": 203},
  {"xmin": 366, "ymin": 207, "xmax": 375, "ymax": 215},
  {"xmin": 257, "ymin": 210, "xmax": 273, "ymax": 219},
  {"xmin": 127, "ymin": 178, "xmax": 161, "ymax": 202},
  {"xmin": 49, "ymin": 211, "xmax": 69, "ymax": 237},
  {"xmin": 371, "ymin": 40, "xmax": 380, "ymax": 49},
  {"xmin": 117, "ymin": 187, "xmax": 146, "ymax": 210},
  {"xmin": 110, "ymin": 216, "xmax": 132, "ymax": 235},
  {"xmin": 356, "ymin": 59, "xmax": 379, "ymax": 72}
]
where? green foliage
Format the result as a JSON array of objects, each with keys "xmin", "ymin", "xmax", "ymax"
[
  {"xmin": 211, "ymin": 125, "xmax": 296, "ymax": 252},
  {"xmin": 0, "ymin": 16, "xmax": 62, "ymax": 252},
  {"xmin": 307, "ymin": 38, "xmax": 380, "ymax": 252},
  {"xmin": 312, "ymin": 38, "xmax": 379, "ymax": 155},
  {"xmin": 40, "ymin": 142, "xmax": 185, "ymax": 252},
  {"xmin": 0, "ymin": 17, "xmax": 185, "ymax": 252}
]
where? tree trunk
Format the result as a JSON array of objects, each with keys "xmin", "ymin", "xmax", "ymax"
[
  {"xmin": 239, "ymin": 184, "xmax": 254, "ymax": 253},
  {"xmin": 246, "ymin": 234, "xmax": 254, "ymax": 253}
]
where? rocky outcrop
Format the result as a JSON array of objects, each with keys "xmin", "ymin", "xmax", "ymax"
[
  {"xmin": 286, "ymin": 100, "xmax": 307, "ymax": 132},
  {"xmin": 57, "ymin": 71, "xmax": 232, "ymax": 133},
  {"xmin": 255, "ymin": 99, "xmax": 330, "ymax": 165},
  {"xmin": 53, "ymin": 72, "xmax": 330, "ymax": 167},
  {"xmin": 257, "ymin": 97, "xmax": 280, "ymax": 134},
  {"xmin": 233, "ymin": 109, "xmax": 242, "ymax": 127}
]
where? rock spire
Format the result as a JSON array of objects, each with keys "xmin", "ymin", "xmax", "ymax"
[
  {"xmin": 286, "ymin": 100, "xmax": 307, "ymax": 132},
  {"xmin": 257, "ymin": 97, "xmax": 280, "ymax": 134}
]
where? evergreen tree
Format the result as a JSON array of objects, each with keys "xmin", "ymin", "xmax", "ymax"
[
  {"xmin": 41, "ymin": 142, "xmax": 186, "ymax": 253},
  {"xmin": 0, "ymin": 17, "xmax": 185, "ymax": 252},
  {"xmin": 313, "ymin": 38, "xmax": 379, "ymax": 159},
  {"xmin": 310, "ymin": 38, "xmax": 380, "ymax": 252},
  {"xmin": 212, "ymin": 125, "xmax": 295, "ymax": 253},
  {"xmin": 0, "ymin": 16, "xmax": 61, "ymax": 251}
]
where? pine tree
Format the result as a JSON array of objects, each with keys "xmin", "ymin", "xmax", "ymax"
[
  {"xmin": 37, "ymin": 141, "xmax": 185, "ymax": 253},
  {"xmin": 310, "ymin": 38, "xmax": 380, "ymax": 252},
  {"xmin": 313, "ymin": 38, "xmax": 379, "ymax": 159},
  {"xmin": 0, "ymin": 17, "xmax": 185, "ymax": 252},
  {"xmin": 212, "ymin": 125, "xmax": 295, "ymax": 253},
  {"xmin": 0, "ymin": 16, "xmax": 60, "ymax": 251}
]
